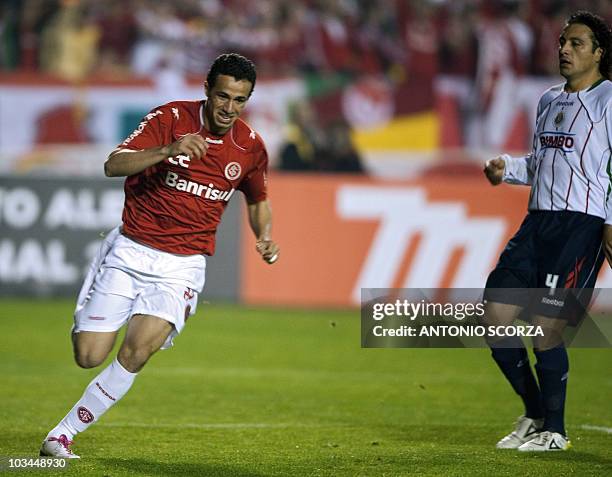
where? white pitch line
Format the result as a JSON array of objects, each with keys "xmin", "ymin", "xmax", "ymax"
[
  {"xmin": 97, "ymin": 422, "xmax": 327, "ymax": 430},
  {"xmin": 580, "ymin": 424, "xmax": 612, "ymax": 434}
]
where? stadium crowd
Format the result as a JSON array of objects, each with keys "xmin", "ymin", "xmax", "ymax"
[
  {"xmin": 0, "ymin": 0, "xmax": 610, "ymax": 172},
  {"xmin": 0, "ymin": 0, "xmax": 609, "ymax": 79}
]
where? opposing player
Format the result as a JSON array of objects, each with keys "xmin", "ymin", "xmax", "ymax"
[
  {"xmin": 39, "ymin": 53, "xmax": 280, "ymax": 458},
  {"xmin": 483, "ymin": 11, "xmax": 611, "ymax": 451}
]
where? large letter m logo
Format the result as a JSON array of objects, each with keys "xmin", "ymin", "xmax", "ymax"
[{"xmin": 336, "ymin": 185, "xmax": 507, "ymax": 304}]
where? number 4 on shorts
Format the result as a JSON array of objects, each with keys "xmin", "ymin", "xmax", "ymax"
[{"xmin": 546, "ymin": 273, "xmax": 559, "ymax": 294}]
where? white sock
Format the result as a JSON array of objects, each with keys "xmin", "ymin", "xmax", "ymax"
[{"xmin": 48, "ymin": 358, "xmax": 137, "ymax": 440}]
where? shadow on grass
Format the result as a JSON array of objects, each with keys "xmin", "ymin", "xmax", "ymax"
[
  {"xmin": 519, "ymin": 450, "xmax": 612, "ymax": 466},
  {"xmin": 100, "ymin": 457, "xmax": 265, "ymax": 477},
  {"xmin": 391, "ymin": 425, "xmax": 612, "ymax": 464}
]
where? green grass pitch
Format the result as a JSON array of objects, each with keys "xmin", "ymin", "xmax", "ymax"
[{"xmin": 0, "ymin": 299, "xmax": 610, "ymax": 476}]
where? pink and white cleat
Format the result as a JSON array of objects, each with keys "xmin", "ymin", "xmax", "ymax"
[{"xmin": 40, "ymin": 435, "xmax": 80, "ymax": 459}]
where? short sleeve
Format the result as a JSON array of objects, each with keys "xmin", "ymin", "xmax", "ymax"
[
  {"xmin": 238, "ymin": 145, "xmax": 269, "ymax": 203},
  {"xmin": 117, "ymin": 107, "xmax": 169, "ymax": 150}
]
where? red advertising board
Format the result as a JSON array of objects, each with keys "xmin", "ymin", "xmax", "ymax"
[{"xmin": 241, "ymin": 174, "xmax": 532, "ymax": 307}]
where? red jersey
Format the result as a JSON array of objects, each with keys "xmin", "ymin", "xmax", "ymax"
[{"xmin": 117, "ymin": 100, "xmax": 268, "ymax": 255}]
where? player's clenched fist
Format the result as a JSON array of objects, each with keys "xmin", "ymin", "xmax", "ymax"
[
  {"xmin": 484, "ymin": 157, "xmax": 506, "ymax": 185},
  {"xmin": 165, "ymin": 133, "xmax": 208, "ymax": 159},
  {"xmin": 256, "ymin": 239, "xmax": 280, "ymax": 264}
]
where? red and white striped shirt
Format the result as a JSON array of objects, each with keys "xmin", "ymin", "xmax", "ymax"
[{"xmin": 503, "ymin": 79, "xmax": 612, "ymax": 223}]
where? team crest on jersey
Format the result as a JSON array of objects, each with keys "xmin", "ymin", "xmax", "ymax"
[
  {"xmin": 225, "ymin": 162, "xmax": 242, "ymax": 180},
  {"xmin": 554, "ymin": 111, "xmax": 564, "ymax": 126}
]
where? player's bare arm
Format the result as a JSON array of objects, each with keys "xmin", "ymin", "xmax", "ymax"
[
  {"xmin": 248, "ymin": 200, "xmax": 279, "ymax": 264},
  {"xmin": 104, "ymin": 134, "xmax": 208, "ymax": 177},
  {"xmin": 484, "ymin": 157, "xmax": 505, "ymax": 185}
]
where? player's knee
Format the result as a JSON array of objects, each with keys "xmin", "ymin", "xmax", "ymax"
[
  {"xmin": 118, "ymin": 345, "xmax": 152, "ymax": 373},
  {"xmin": 74, "ymin": 351, "xmax": 106, "ymax": 369},
  {"xmin": 481, "ymin": 301, "xmax": 522, "ymax": 326},
  {"xmin": 72, "ymin": 331, "xmax": 117, "ymax": 368}
]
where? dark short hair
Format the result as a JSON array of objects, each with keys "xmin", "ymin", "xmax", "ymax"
[
  {"xmin": 206, "ymin": 53, "xmax": 257, "ymax": 95},
  {"xmin": 567, "ymin": 11, "xmax": 612, "ymax": 80}
]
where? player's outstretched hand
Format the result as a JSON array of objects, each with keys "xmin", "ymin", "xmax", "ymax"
[
  {"xmin": 604, "ymin": 225, "xmax": 612, "ymax": 269},
  {"xmin": 256, "ymin": 239, "xmax": 280, "ymax": 265},
  {"xmin": 484, "ymin": 157, "xmax": 505, "ymax": 185},
  {"xmin": 166, "ymin": 133, "xmax": 208, "ymax": 159}
]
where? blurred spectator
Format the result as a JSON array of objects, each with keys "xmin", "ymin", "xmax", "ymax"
[
  {"xmin": 91, "ymin": 0, "xmax": 137, "ymax": 76},
  {"xmin": 246, "ymin": 0, "xmax": 307, "ymax": 76},
  {"xmin": 530, "ymin": 0, "xmax": 570, "ymax": 76},
  {"xmin": 396, "ymin": 0, "xmax": 441, "ymax": 114},
  {"xmin": 1, "ymin": 0, "xmax": 611, "ymax": 166},
  {"xmin": 39, "ymin": 0, "xmax": 100, "ymax": 81},
  {"xmin": 130, "ymin": 1, "xmax": 188, "ymax": 76},
  {"xmin": 439, "ymin": 2, "xmax": 479, "ymax": 78},
  {"xmin": 279, "ymin": 100, "xmax": 326, "ymax": 171},
  {"xmin": 317, "ymin": 119, "xmax": 364, "ymax": 173},
  {"xmin": 19, "ymin": 0, "xmax": 59, "ymax": 70},
  {"xmin": 355, "ymin": 0, "xmax": 403, "ymax": 76},
  {"xmin": 307, "ymin": 0, "xmax": 360, "ymax": 74},
  {"xmin": 0, "ymin": 0, "xmax": 608, "ymax": 79},
  {"xmin": 0, "ymin": 2, "xmax": 19, "ymax": 70},
  {"xmin": 280, "ymin": 100, "xmax": 364, "ymax": 174},
  {"xmin": 437, "ymin": 2, "xmax": 480, "ymax": 148},
  {"xmin": 473, "ymin": 0, "xmax": 534, "ymax": 149}
]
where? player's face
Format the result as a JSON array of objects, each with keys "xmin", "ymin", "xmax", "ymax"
[
  {"xmin": 204, "ymin": 74, "xmax": 253, "ymax": 134},
  {"xmin": 558, "ymin": 23, "xmax": 603, "ymax": 86}
]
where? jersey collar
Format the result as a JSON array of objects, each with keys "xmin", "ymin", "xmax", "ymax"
[{"xmin": 587, "ymin": 77, "xmax": 606, "ymax": 91}]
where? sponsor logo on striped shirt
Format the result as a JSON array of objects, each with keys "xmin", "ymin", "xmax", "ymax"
[{"xmin": 539, "ymin": 132, "xmax": 574, "ymax": 152}]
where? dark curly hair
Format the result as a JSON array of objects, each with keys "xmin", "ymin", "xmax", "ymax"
[
  {"xmin": 206, "ymin": 53, "xmax": 257, "ymax": 96},
  {"xmin": 567, "ymin": 11, "xmax": 611, "ymax": 80}
]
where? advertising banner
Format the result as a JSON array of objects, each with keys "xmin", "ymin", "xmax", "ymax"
[
  {"xmin": 0, "ymin": 78, "xmax": 304, "ymax": 165},
  {"xmin": 241, "ymin": 174, "xmax": 612, "ymax": 307},
  {"xmin": 0, "ymin": 176, "xmax": 241, "ymax": 300},
  {"xmin": 0, "ymin": 176, "xmax": 124, "ymax": 296}
]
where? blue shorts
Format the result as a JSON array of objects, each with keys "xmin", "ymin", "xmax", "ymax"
[{"xmin": 484, "ymin": 210, "xmax": 605, "ymax": 320}]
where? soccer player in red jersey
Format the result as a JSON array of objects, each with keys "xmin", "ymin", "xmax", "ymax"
[{"xmin": 40, "ymin": 53, "xmax": 279, "ymax": 458}]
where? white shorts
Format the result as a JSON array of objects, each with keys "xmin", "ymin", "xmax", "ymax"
[{"xmin": 73, "ymin": 227, "xmax": 207, "ymax": 349}]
